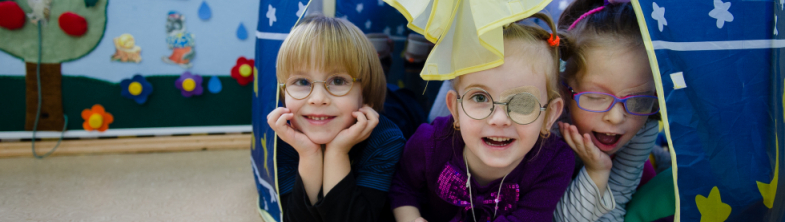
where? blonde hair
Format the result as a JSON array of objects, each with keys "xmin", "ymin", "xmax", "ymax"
[
  {"xmin": 276, "ymin": 15, "xmax": 386, "ymax": 111},
  {"xmin": 454, "ymin": 13, "xmax": 561, "ymax": 136}
]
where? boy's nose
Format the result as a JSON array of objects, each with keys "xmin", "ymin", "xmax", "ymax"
[{"xmin": 307, "ymin": 84, "xmax": 331, "ymax": 106}]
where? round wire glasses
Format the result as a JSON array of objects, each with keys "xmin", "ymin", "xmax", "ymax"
[
  {"xmin": 280, "ymin": 74, "xmax": 361, "ymax": 100},
  {"xmin": 457, "ymin": 88, "xmax": 547, "ymax": 125}
]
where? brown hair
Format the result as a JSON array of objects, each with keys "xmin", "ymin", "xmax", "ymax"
[
  {"xmin": 558, "ymin": 0, "xmax": 643, "ymax": 83},
  {"xmin": 276, "ymin": 15, "xmax": 386, "ymax": 111},
  {"xmin": 453, "ymin": 12, "xmax": 562, "ymax": 137},
  {"xmin": 558, "ymin": 0, "xmax": 660, "ymax": 120}
]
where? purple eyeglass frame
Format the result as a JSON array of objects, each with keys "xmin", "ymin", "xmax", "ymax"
[{"xmin": 566, "ymin": 85, "xmax": 659, "ymax": 116}]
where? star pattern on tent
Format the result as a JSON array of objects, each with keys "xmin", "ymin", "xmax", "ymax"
[
  {"xmin": 366, "ymin": 19, "xmax": 372, "ymax": 30},
  {"xmin": 559, "ymin": 0, "xmax": 569, "ymax": 10},
  {"xmin": 651, "ymin": 2, "xmax": 667, "ymax": 32},
  {"xmin": 696, "ymin": 186, "xmax": 732, "ymax": 222},
  {"xmin": 296, "ymin": 1, "xmax": 306, "ymax": 17},
  {"xmin": 397, "ymin": 25, "xmax": 404, "ymax": 35},
  {"xmin": 266, "ymin": 4, "xmax": 277, "ymax": 26},
  {"xmin": 384, "ymin": 26, "xmax": 391, "ymax": 35},
  {"xmin": 756, "ymin": 136, "xmax": 779, "ymax": 209},
  {"xmin": 357, "ymin": 3, "xmax": 364, "ymax": 13},
  {"xmin": 709, "ymin": 0, "xmax": 733, "ymax": 29}
]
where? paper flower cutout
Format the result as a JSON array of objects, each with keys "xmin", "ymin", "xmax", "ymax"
[
  {"xmin": 384, "ymin": 0, "xmax": 550, "ymax": 80},
  {"xmin": 82, "ymin": 104, "xmax": 113, "ymax": 132},
  {"xmin": 175, "ymin": 71, "xmax": 203, "ymax": 97},
  {"xmin": 231, "ymin": 57, "xmax": 256, "ymax": 86},
  {"xmin": 0, "ymin": 1, "xmax": 26, "ymax": 30},
  {"xmin": 120, "ymin": 74, "xmax": 153, "ymax": 104}
]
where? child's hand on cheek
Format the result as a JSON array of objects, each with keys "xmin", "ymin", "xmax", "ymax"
[
  {"xmin": 326, "ymin": 105, "xmax": 379, "ymax": 155},
  {"xmin": 559, "ymin": 122, "xmax": 613, "ymax": 195},
  {"xmin": 267, "ymin": 107, "xmax": 321, "ymax": 157}
]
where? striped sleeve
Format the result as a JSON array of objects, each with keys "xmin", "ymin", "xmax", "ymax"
[
  {"xmin": 553, "ymin": 119, "xmax": 659, "ymax": 222},
  {"xmin": 553, "ymin": 167, "xmax": 616, "ymax": 222},
  {"xmin": 355, "ymin": 116, "xmax": 406, "ymax": 192},
  {"xmin": 597, "ymin": 119, "xmax": 659, "ymax": 222}
]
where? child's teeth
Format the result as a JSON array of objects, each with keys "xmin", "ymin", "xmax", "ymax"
[
  {"xmin": 605, "ymin": 133, "xmax": 615, "ymax": 136},
  {"xmin": 488, "ymin": 137, "xmax": 511, "ymax": 142},
  {"xmin": 309, "ymin": 116, "xmax": 327, "ymax": 120}
]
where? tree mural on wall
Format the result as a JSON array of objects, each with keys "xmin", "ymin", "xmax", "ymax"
[{"xmin": 0, "ymin": 0, "xmax": 107, "ymax": 131}]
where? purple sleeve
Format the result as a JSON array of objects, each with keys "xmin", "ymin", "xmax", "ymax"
[
  {"xmin": 495, "ymin": 142, "xmax": 576, "ymax": 222},
  {"xmin": 388, "ymin": 123, "xmax": 433, "ymax": 210}
]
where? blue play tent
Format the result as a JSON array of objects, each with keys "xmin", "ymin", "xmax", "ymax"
[{"xmin": 252, "ymin": 0, "xmax": 785, "ymax": 221}]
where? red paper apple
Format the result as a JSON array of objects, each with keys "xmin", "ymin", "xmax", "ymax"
[
  {"xmin": 0, "ymin": 1, "xmax": 25, "ymax": 30},
  {"xmin": 59, "ymin": 12, "xmax": 88, "ymax": 36}
]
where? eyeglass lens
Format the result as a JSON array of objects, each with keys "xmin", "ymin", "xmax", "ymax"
[
  {"xmin": 285, "ymin": 75, "xmax": 354, "ymax": 99},
  {"xmin": 461, "ymin": 89, "xmax": 543, "ymax": 124},
  {"xmin": 577, "ymin": 93, "xmax": 658, "ymax": 115}
]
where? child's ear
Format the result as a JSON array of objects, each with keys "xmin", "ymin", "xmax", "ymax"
[
  {"xmin": 446, "ymin": 89, "xmax": 460, "ymax": 122},
  {"xmin": 545, "ymin": 97, "xmax": 564, "ymax": 130}
]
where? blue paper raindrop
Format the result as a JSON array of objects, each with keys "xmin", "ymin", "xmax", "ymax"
[
  {"xmin": 198, "ymin": 1, "xmax": 212, "ymax": 20},
  {"xmin": 208, "ymin": 76, "xmax": 222, "ymax": 94},
  {"xmin": 237, "ymin": 22, "xmax": 248, "ymax": 40}
]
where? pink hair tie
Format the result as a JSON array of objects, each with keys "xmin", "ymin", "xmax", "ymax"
[
  {"xmin": 567, "ymin": 0, "xmax": 630, "ymax": 31},
  {"xmin": 568, "ymin": 6, "xmax": 605, "ymax": 31}
]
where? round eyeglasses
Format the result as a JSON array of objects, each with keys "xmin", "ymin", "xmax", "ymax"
[
  {"xmin": 566, "ymin": 85, "xmax": 659, "ymax": 116},
  {"xmin": 280, "ymin": 74, "xmax": 361, "ymax": 100},
  {"xmin": 457, "ymin": 88, "xmax": 547, "ymax": 125}
]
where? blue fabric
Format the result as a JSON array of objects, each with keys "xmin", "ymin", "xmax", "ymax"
[
  {"xmin": 278, "ymin": 115, "xmax": 406, "ymax": 194},
  {"xmin": 384, "ymin": 86, "xmax": 427, "ymax": 139},
  {"xmin": 253, "ymin": 1, "xmax": 309, "ymax": 221},
  {"xmin": 638, "ymin": 0, "xmax": 782, "ymax": 220}
]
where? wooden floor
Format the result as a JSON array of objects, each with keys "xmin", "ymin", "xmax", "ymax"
[{"xmin": 0, "ymin": 150, "xmax": 264, "ymax": 222}]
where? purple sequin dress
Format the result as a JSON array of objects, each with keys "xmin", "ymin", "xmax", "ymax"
[{"xmin": 389, "ymin": 117, "xmax": 575, "ymax": 222}]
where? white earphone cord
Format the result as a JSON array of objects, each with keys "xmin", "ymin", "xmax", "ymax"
[{"xmin": 464, "ymin": 155, "xmax": 509, "ymax": 222}]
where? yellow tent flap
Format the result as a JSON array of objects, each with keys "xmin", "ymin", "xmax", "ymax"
[{"xmin": 384, "ymin": 0, "xmax": 552, "ymax": 81}]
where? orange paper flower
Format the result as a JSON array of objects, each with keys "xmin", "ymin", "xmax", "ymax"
[{"xmin": 81, "ymin": 104, "xmax": 114, "ymax": 132}]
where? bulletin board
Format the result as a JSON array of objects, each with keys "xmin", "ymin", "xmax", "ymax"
[{"xmin": 0, "ymin": 0, "xmax": 260, "ymax": 136}]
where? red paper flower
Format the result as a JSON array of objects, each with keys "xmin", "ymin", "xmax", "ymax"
[
  {"xmin": 81, "ymin": 104, "xmax": 113, "ymax": 132},
  {"xmin": 231, "ymin": 57, "xmax": 256, "ymax": 86},
  {"xmin": 59, "ymin": 12, "xmax": 87, "ymax": 36},
  {"xmin": 0, "ymin": 1, "xmax": 25, "ymax": 30}
]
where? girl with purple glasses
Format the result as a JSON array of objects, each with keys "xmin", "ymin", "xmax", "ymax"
[{"xmin": 552, "ymin": 0, "xmax": 662, "ymax": 221}]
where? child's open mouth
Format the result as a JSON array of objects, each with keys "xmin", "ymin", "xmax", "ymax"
[
  {"xmin": 482, "ymin": 137, "xmax": 515, "ymax": 147},
  {"xmin": 593, "ymin": 132, "xmax": 621, "ymax": 151},
  {"xmin": 304, "ymin": 115, "xmax": 335, "ymax": 125}
]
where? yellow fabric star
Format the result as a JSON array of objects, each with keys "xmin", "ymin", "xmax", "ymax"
[
  {"xmin": 254, "ymin": 68, "xmax": 259, "ymax": 97},
  {"xmin": 695, "ymin": 186, "xmax": 732, "ymax": 222},
  {"xmin": 756, "ymin": 91, "xmax": 783, "ymax": 209},
  {"xmin": 261, "ymin": 133, "xmax": 270, "ymax": 178},
  {"xmin": 384, "ymin": 0, "xmax": 551, "ymax": 80}
]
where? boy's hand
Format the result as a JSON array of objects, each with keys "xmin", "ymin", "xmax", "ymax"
[
  {"xmin": 267, "ymin": 107, "xmax": 321, "ymax": 157},
  {"xmin": 412, "ymin": 217, "xmax": 428, "ymax": 222},
  {"xmin": 326, "ymin": 105, "xmax": 379, "ymax": 155},
  {"xmin": 559, "ymin": 122, "xmax": 612, "ymax": 195}
]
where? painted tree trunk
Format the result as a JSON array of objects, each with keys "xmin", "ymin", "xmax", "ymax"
[{"xmin": 25, "ymin": 62, "xmax": 64, "ymax": 131}]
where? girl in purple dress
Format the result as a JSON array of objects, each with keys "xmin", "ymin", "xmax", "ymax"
[{"xmin": 389, "ymin": 13, "xmax": 575, "ymax": 222}]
